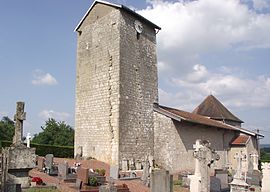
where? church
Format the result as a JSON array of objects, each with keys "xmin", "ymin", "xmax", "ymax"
[{"xmin": 74, "ymin": 0, "xmax": 263, "ymax": 174}]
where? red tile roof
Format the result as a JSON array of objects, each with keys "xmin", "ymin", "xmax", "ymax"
[
  {"xmin": 192, "ymin": 95, "xmax": 244, "ymax": 123},
  {"xmin": 231, "ymin": 134, "xmax": 250, "ymax": 145},
  {"xmin": 154, "ymin": 104, "xmax": 261, "ymax": 137},
  {"xmin": 156, "ymin": 105, "xmax": 236, "ymax": 131}
]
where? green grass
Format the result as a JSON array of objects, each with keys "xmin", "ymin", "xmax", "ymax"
[{"xmin": 24, "ymin": 188, "xmax": 59, "ymax": 192}]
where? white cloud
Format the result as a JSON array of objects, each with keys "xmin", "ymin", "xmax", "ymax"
[
  {"xmin": 32, "ymin": 69, "xmax": 58, "ymax": 85},
  {"xmin": 38, "ymin": 110, "xmax": 70, "ymax": 121},
  {"xmin": 252, "ymin": 0, "xmax": 270, "ymax": 10},
  {"xmin": 160, "ymin": 64, "xmax": 270, "ymax": 110},
  {"xmin": 140, "ymin": 0, "xmax": 270, "ymax": 52},
  {"xmin": 136, "ymin": 0, "xmax": 270, "ymax": 111},
  {"xmin": 0, "ymin": 111, "xmax": 8, "ymax": 117}
]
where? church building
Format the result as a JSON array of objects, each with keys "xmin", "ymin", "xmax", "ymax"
[{"xmin": 74, "ymin": 0, "xmax": 263, "ymax": 174}]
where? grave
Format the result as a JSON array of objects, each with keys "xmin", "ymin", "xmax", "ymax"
[
  {"xmin": 261, "ymin": 162, "xmax": 270, "ymax": 192},
  {"xmin": 150, "ymin": 169, "xmax": 173, "ymax": 192},
  {"xmin": 1, "ymin": 102, "xmax": 36, "ymax": 191},
  {"xmin": 229, "ymin": 152, "xmax": 249, "ymax": 192},
  {"xmin": 188, "ymin": 139, "xmax": 220, "ymax": 192},
  {"xmin": 58, "ymin": 161, "xmax": 69, "ymax": 180},
  {"xmin": 215, "ymin": 169, "xmax": 229, "ymax": 191},
  {"xmin": 44, "ymin": 154, "xmax": 58, "ymax": 175},
  {"xmin": 37, "ymin": 156, "xmax": 45, "ymax": 171}
]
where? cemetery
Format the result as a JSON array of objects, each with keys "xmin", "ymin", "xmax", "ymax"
[
  {"xmin": 0, "ymin": 101, "xmax": 269, "ymax": 191},
  {"xmin": 1, "ymin": 0, "xmax": 270, "ymax": 192}
]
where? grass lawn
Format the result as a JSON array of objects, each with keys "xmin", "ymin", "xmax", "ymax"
[{"xmin": 23, "ymin": 188, "xmax": 59, "ymax": 192}]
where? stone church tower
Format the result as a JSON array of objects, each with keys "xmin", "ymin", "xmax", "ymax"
[{"xmin": 74, "ymin": 1, "xmax": 160, "ymax": 166}]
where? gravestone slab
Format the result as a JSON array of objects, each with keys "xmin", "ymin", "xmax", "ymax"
[
  {"xmin": 75, "ymin": 178, "xmax": 82, "ymax": 189},
  {"xmin": 215, "ymin": 170, "xmax": 229, "ymax": 190},
  {"xmin": 58, "ymin": 161, "xmax": 69, "ymax": 179},
  {"xmin": 229, "ymin": 152, "xmax": 249, "ymax": 192},
  {"xmin": 37, "ymin": 156, "xmax": 44, "ymax": 171},
  {"xmin": 110, "ymin": 165, "xmax": 119, "ymax": 179},
  {"xmin": 77, "ymin": 168, "xmax": 89, "ymax": 184},
  {"xmin": 45, "ymin": 154, "xmax": 54, "ymax": 171},
  {"xmin": 135, "ymin": 161, "xmax": 142, "ymax": 170},
  {"xmin": 150, "ymin": 169, "xmax": 172, "ymax": 192},
  {"xmin": 210, "ymin": 176, "xmax": 221, "ymax": 192},
  {"xmin": 122, "ymin": 159, "xmax": 129, "ymax": 172}
]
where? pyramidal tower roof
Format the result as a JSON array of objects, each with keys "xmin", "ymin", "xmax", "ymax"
[{"xmin": 192, "ymin": 95, "xmax": 244, "ymax": 123}]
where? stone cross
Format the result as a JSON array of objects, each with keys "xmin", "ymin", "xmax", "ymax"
[
  {"xmin": 13, "ymin": 102, "xmax": 26, "ymax": 146},
  {"xmin": 189, "ymin": 139, "xmax": 220, "ymax": 192},
  {"xmin": 26, "ymin": 133, "xmax": 31, "ymax": 148},
  {"xmin": 250, "ymin": 153, "xmax": 259, "ymax": 171},
  {"xmin": 234, "ymin": 152, "xmax": 246, "ymax": 180},
  {"xmin": 229, "ymin": 152, "xmax": 249, "ymax": 192}
]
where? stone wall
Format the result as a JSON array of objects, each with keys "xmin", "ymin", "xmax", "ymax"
[
  {"xmin": 118, "ymin": 10, "xmax": 158, "ymax": 163},
  {"xmin": 75, "ymin": 4, "xmax": 121, "ymax": 164},
  {"xmin": 75, "ymin": 3, "xmax": 158, "ymax": 166},
  {"xmin": 153, "ymin": 112, "xmax": 237, "ymax": 173}
]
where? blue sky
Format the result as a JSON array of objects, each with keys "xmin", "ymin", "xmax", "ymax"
[{"xmin": 0, "ymin": 0, "xmax": 270, "ymax": 144}]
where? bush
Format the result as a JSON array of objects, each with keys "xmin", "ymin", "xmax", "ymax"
[
  {"xmin": 32, "ymin": 143, "xmax": 74, "ymax": 158},
  {"xmin": 173, "ymin": 179, "xmax": 183, "ymax": 186},
  {"xmin": 0, "ymin": 140, "xmax": 74, "ymax": 158},
  {"xmin": 89, "ymin": 177, "xmax": 98, "ymax": 186}
]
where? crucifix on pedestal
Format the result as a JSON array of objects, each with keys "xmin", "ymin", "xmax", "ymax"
[{"xmin": 13, "ymin": 101, "xmax": 26, "ymax": 146}]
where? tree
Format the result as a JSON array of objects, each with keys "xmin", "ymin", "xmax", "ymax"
[
  {"xmin": 32, "ymin": 118, "xmax": 74, "ymax": 146},
  {"xmin": 0, "ymin": 116, "xmax": 15, "ymax": 141}
]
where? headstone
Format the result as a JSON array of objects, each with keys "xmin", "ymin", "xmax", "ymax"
[
  {"xmin": 135, "ymin": 160, "xmax": 142, "ymax": 170},
  {"xmin": 77, "ymin": 167, "xmax": 89, "ymax": 184},
  {"xmin": 13, "ymin": 102, "xmax": 26, "ymax": 146},
  {"xmin": 150, "ymin": 169, "xmax": 172, "ymax": 192},
  {"xmin": 58, "ymin": 161, "xmax": 69, "ymax": 179},
  {"xmin": 229, "ymin": 152, "xmax": 249, "ymax": 192},
  {"xmin": 45, "ymin": 154, "xmax": 54, "ymax": 173},
  {"xmin": 188, "ymin": 139, "xmax": 220, "ymax": 192},
  {"xmin": 110, "ymin": 165, "xmax": 119, "ymax": 179},
  {"xmin": 149, "ymin": 155, "xmax": 154, "ymax": 174},
  {"xmin": 129, "ymin": 158, "xmax": 135, "ymax": 170},
  {"xmin": 250, "ymin": 153, "xmax": 259, "ymax": 171},
  {"xmin": 75, "ymin": 178, "xmax": 82, "ymax": 189},
  {"xmin": 122, "ymin": 158, "xmax": 129, "ymax": 172},
  {"xmin": 210, "ymin": 176, "xmax": 221, "ymax": 192},
  {"xmin": 142, "ymin": 155, "xmax": 150, "ymax": 186},
  {"xmin": 1, "ymin": 102, "xmax": 36, "ymax": 189},
  {"xmin": 26, "ymin": 133, "xmax": 31, "ymax": 148},
  {"xmin": 215, "ymin": 169, "xmax": 229, "ymax": 190},
  {"xmin": 37, "ymin": 156, "xmax": 45, "ymax": 171},
  {"xmin": 261, "ymin": 163, "xmax": 270, "ymax": 192}
]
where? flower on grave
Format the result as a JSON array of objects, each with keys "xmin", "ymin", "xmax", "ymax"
[{"xmin": 31, "ymin": 177, "xmax": 43, "ymax": 185}]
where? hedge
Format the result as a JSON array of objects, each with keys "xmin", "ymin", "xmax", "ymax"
[{"xmin": 0, "ymin": 140, "xmax": 74, "ymax": 158}]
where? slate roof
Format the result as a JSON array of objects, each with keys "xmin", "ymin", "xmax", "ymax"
[
  {"xmin": 192, "ymin": 95, "xmax": 244, "ymax": 123},
  {"xmin": 74, "ymin": 0, "xmax": 161, "ymax": 32},
  {"xmin": 231, "ymin": 134, "xmax": 250, "ymax": 146},
  {"xmin": 154, "ymin": 104, "xmax": 262, "ymax": 137}
]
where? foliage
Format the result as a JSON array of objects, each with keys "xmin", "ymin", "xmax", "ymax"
[
  {"xmin": 33, "ymin": 143, "xmax": 74, "ymax": 158},
  {"xmin": 173, "ymin": 179, "xmax": 183, "ymax": 186},
  {"xmin": 0, "ymin": 116, "xmax": 15, "ymax": 141},
  {"xmin": 32, "ymin": 118, "xmax": 74, "ymax": 146},
  {"xmin": 89, "ymin": 177, "xmax": 98, "ymax": 186},
  {"xmin": 260, "ymin": 150, "xmax": 270, "ymax": 162},
  {"xmin": 0, "ymin": 140, "xmax": 74, "ymax": 158},
  {"xmin": 25, "ymin": 187, "xmax": 59, "ymax": 192}
]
